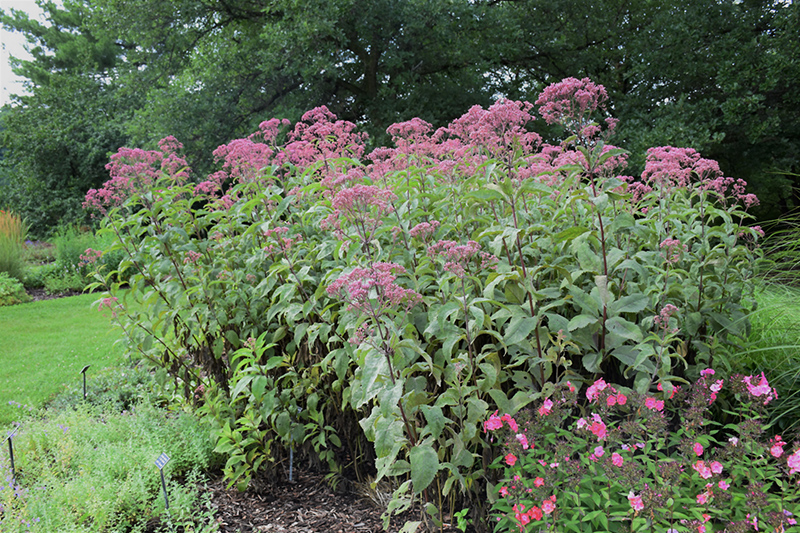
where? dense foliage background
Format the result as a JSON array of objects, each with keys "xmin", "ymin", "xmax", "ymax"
[{"xmin": 0, "ymin": 0, "xmax": 798, "ymax": 236}]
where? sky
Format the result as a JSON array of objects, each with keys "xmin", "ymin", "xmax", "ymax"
[{"xmin": 0, "ymin": 0, "xmax": 46, "ymax": 106}]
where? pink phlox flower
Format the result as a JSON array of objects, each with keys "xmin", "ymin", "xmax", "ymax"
[
  {"xmin": 710, "ymin": 461, "xmax": 723, "ymax": 475},
  {"xmin": 501, "ymin": 414, "xmax": 519, "ymax": 432},
  {"xmin": 499, "ymin": 486, "xmax": 509, "ymax": 497},
  {"xmin": 589, "ymin": 414, "xmax": 607, "ymax": 441},
  {"xmin": 770, "ymin": 436, "xmax": 786, "ymax": 458},
  {"xmin": 505, "ymin": 453, "xmax": 518, "ymax": 466},
  {"xmin": 586, "ymin": 378, "xmax": 608, "ymax": 402},
  {"xmin": 612, "ymin": 452, "xmax": 624, "ymax": 467},
  {"xmin": 744, "ymin": 372, "xmax": 777, "ymax": 404},
  {"xmin": 533, "ymin": 477, "xmax": 544, "ymax": 487},
  {"xmin": 645, "ymin": 397, "xmax": 664, "ymax": 411},
  {"xmin": 718, "ymin": 479, "xmax": 730, "ymax": 491},
  {"xmin": 692, "ymin": 460, "xmax": 713, "ymax": 479},
  {"xmin": 515, "ymin": 433, "xmax": 529, "ymax": 450},
  {"xmin": 538, "ymin": 398, "xmax": 554, "ymax": 416},
  {"xmin": 693, "ymin": 442, "xmax": 704, "ymax": 456},
  {"xmin": 590, "ymin": 445, "xmax": 605, "ymax": 462},
  {"xmin": 628, "ymin": 491, "xmax": 644, "ymax": 512},
  {"xmin": 787, "ymin": 448, "xmax": 800, "ymax": 475},
  {"xmin": 484, "ymin": 411, "xmax": 503, "ymax": 432},
  {"xmin": 542, "ymin": 497, "xmax": 556, "ymax": 515}
]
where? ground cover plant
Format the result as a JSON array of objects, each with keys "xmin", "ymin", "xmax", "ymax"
[
  {"xmin": 84, "ymin": 77, "xmax": 764, "ymax": 530},
  {"xmin": 0, "ymin": 292, "xmax": 126, "ymax": 424},
  {"xmin": 0, "ymin": 373, "xmax": 221, "ymax": 533}
]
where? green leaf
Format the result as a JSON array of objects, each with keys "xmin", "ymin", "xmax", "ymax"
[
  {"xmin": 409, "ymin": 445, "xmax": 440, "ymax": 494},
  {"xmin": 609, "ymin": 294, "xmax": 649, "ymax": 315},
  {"xmin": 420, "ymin": 405, "xmax": 447, "ymax": 440},
  {"xmin": 606, "ymin": 316, "xmax": 643, "ymax": 343},
  {"xmin": 568, "ymin": 313, "xmax": 598, "ymax": 331},
  {"xmin": 554, "ymin": 226, "xmax": 589, "ymax": 243},
  {"xmin": 582, "ymin": 351, "xmax": 602, "ymax": 373},
  {"xmin": 504, "ymin": 315, "xmax": 538, "ymax": 346}
]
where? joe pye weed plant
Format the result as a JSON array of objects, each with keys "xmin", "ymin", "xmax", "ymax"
[{"xmin": 83, "ymin": 77, "xmax": 763, "ymax": 529}]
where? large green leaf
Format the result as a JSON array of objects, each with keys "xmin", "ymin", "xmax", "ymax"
[{"xmin": 409, "ymin": 444, "xmax": 440, "ymax": 494}]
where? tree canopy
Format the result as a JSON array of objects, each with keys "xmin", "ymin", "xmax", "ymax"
[{"xmin": 1, "ymin": 0, "xmax": 798, "ymax": 234}]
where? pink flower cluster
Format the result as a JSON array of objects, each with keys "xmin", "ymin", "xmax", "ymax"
[
  {"xmin": 660, "ymin": 238, "xmax": 687, "ymax": 264},
  {"xmin": 442, "ymin": 99, "xmax": 542, "ymax": 160},
  {"xmin": 628, "ymin": 491, "xmax": 644, "ymax": 512},
  {"xmin": 641, "ymin": 146, "xmax": 760, "ymax": 207},
  {"xmin": 263, "ymin": 226, "xmax": 301, "ymax": 255},
  {"xmin": 511, "ymin": 496, "xmax": 556, "ymax": 531},
  {"xmin": 427, "ymin": 240, "xmax": 498, "ymax": 278},
  {"xmin": 320, "ymin": 185, "xmax": 397, "ymax": 242},
  {"xmin": 282, "ymin": 106, "xmax": 368, "ymax": 168},
  {"xmin": 408, "ymin": 220, "xmax": 440, "ymax": 241},
  {"xmin": 585, "ymin": 378, "xmax": 628, "ymax": 407},
  {"xmin": 576, "ymin": 413, "xmax": 608, "ymax": 441},
  {"xmin": 535, "ymin": 77, "xmax": 609, "ymax": 131},
  {"xmin": 326, "ymin": 262, "xmax": 422, "ymax": 316},
  {"xmin": 653, "ymin": 303, "xmax": 679, "ymax": 331},
  {"xmin": 79, "ymin": 248, "xmax": 103, "ymax": 265},
  {"xmin": 692, "ymin": 459, "xmax": 723, "ymax": 479},
  {"xmin": 743, "ymin": 372, "xmax": 777, "ymax": 405},
  {"xmin": 183, "ymin": 250, "xmax": 203, "ymax": 264}
]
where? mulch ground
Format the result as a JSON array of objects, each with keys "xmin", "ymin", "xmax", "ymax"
[
  {"xmin": 26, "ymin": 287, "xmax": 84, "ymax": 301},
  {"xmin": 195, "ymin": 468, "xmax": 470, "ymax": 533}
]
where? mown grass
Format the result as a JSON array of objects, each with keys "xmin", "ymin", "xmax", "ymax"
[{"xmin": 0, "ymin": 292, "xmax": 125, "ymax": 424}]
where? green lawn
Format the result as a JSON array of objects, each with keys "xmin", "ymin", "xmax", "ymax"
[{"xmin": 0, "ymin": 293, "xmax": 125, "ymax": 425}]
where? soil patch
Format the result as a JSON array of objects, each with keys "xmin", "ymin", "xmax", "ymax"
[
  {"xmin": 198, "ymin": 469, "xmax": 468, "ymax": 533},
  {"xmin": 25, "ymin": 288, "xmax": 84, "ymax": 301}
]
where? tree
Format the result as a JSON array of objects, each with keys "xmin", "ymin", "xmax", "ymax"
[
  {"xmin": 485, "ymin": 0, "xmax": 800, "ymax": 219},
  {"xmin": 2, "ymin": 0, "xmax": 797, "ymax": 229},
  {"xmin": 0, "ymin": 0, "xmax": 137, "ymax": 235}
]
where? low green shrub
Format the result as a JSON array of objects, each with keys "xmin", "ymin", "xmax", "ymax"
[
  {"xmin": 20, "ymin": 262, "xmax": 60, "ymax": 289},
  {"xmin": 0, "ymin": 398, "xmax": 222, "ymax": 532},
  {"xmin": 21, "ymin": 240, "xmax": 56, "ymax": 264},
  {"xmin": 0, "ymin": 271, "xmax": 31, "ymax": 306}
]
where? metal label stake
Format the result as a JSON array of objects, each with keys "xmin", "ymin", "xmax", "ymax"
[
  {"xmin": 5, "ymin": 426, "xmax": 19, "ymax": 487},
  {"xmin": 80, "ymin": 365, "xmax": 91, "ymax": 400},
  {"xmin": 155, "ymin": 452, "xmax": 171, "ymax": 510}
]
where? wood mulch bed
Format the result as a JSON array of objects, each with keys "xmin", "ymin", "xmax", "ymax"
[{"xmin": 190, "ymin": 468, "xmax": 470, "ymax": 533}]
